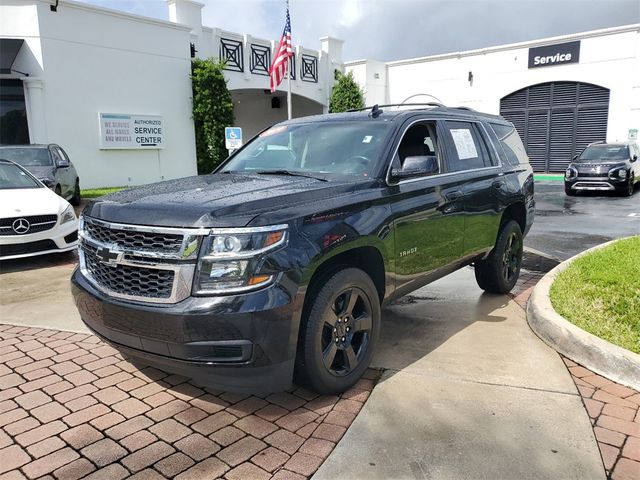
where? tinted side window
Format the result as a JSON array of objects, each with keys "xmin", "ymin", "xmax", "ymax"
[
  {"xmin": 392, "ymin": 121, "xmax": 440, "ymax": 176},
  {"xmin": 56, "ymin": 147, "xmax": 70, "ymax": 162},
  {"xmin": 443, "ymin": 121, "xmax": 491, "ymax": 172},
  {"xmin": 50, "ymin": 148, "xmax": 62, "ymax": 165},
  {"xmin": 490, "ymin": 123, "xmax": 529, "ymax": 165}
]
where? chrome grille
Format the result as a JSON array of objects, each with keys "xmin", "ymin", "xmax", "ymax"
[
  {"xmin": 0, "ymin": 215, "xmax": 57, "ymax": 236},
  {"xmin": 78, "ymin": 216, "xmax": 208, "ymax": 304},
  {"xmin": 84, "ymin": 219, "xmax": 183, "ymax": 253},
  {"xmin": 83, "ymin": 244, "xmax": 174, "ymax": 299}
]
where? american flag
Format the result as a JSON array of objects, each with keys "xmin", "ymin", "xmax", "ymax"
[{"xmin": 269, "ymin": 4, "xmax": 293, "ymax": 93}]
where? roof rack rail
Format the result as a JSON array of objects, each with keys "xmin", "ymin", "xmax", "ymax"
[
  {"xmin": 455, "ymin": 106, "xmax": 476, "ymax": 111},
  {"xmin": 587, "ymin": 140, "xmax": 606, "ymax": 146},
  {"xmin": 347, "ymin": 102, "xmax": 446, "ymax": 113}
]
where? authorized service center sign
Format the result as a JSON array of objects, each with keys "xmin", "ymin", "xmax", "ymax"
[{"xmin": 99, "ymin": 113, "xmax": 164, "ymax": 149}]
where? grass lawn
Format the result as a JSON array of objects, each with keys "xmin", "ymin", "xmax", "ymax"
[
  {"xmin": 550, "ymin": 236, "xmax": 640, "ymax": 354},
  {"xmin": 81, "ymin": 186, "xmax": 126, "ymax": 199},
  {"xmin": 534, "ymin": 174, "xmax": 564, "ymax": 181}
]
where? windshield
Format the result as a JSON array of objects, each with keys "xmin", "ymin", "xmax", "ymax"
[
  {"xmin": 0, "ymin": 163, "xmax": 42, "ymax": 189},
  {"xmin": 578, "ymin": 145, "xmax": 630, "ymax": 162},
  {"xmin": 0, "ymin": 148, "xmax": 52, "ymax": 167},
  {"xmin": 220, "ymin": 121, "xmax": 390, "ymax": 177}
]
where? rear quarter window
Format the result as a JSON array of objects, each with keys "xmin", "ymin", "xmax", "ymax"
[{"xmin": 490, "ymin": 123, "xmax": 529, "ymax": 165}]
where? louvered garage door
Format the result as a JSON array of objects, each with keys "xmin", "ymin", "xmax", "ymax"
[{"xmin": 499, "ymin": 82, "xmax": 610, "ymax": 172}]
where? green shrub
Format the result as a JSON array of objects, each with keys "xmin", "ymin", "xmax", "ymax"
[
  {"xmin": 191, "ymin": 58, "xmax": 235, "ymax": 174},
  {"xmin": 329, "ymin": 71, "xmax": 365, "ymax": 113}
]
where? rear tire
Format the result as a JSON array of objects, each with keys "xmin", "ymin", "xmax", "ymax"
[
  {"xmin": 296, "ymin": 268, "xmax": 380, "ymax": 394},
  {"xmin": 474, "ymin": 220, "xmax": 523, "ymax": 294},
  {"xmin": 71, "ymin": 180, "xmax": 81, "ymax": 206}
]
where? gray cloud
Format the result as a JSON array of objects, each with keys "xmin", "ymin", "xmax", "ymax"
[{"xmin": 80, "ymin": 0, "xmax": 640, "ymax": 61}]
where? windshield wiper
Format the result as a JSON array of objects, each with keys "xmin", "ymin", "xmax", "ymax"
[{"xmin": 254, "ymin": 170, "xmax": 328, "ymax": 182}]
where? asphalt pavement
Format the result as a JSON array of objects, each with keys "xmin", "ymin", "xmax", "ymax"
[{"xmin": 525, "ymin": 180, "xmax": 640, "ymax": 260}]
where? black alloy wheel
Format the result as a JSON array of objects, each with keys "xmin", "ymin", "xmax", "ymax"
[
  {"xmin": 296, "ymin": 268, "xmax": 380, "ymax": 394},
  {"xmin": 627, "ymin": 173, "xmax": 635, "ymax": 197},
  {"xmin": 321, "ymin": 287, "xmax": 372, "ymax": 377},
  {"xmin": 501, "ymin": 230, "xmax": 522, "ymax": 286},
  {"xmin": 474, "ymin": 220, "xmax": 523, "ymax": 294}
]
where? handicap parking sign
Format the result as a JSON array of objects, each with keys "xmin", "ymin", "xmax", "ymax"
[{"xmin": 225, "ymin": 127, "xmax": 243, "ymax": 150}]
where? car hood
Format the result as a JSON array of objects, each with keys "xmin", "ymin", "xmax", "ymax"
[
  {"xmin": 20, "ymin": 165, "xmax": 56, "ymax": 180},
  {"xmin": 0, "ymin": 187, "xmax": 66, "ymax": 218},
  {"xmin": 83, "ymin": 173, "xmax": 362, "ymax": 228}
]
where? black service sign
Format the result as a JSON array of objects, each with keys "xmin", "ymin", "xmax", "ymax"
[{"xmin": 528, "ymin": 41, "xmax": 580, "ymax": 69}]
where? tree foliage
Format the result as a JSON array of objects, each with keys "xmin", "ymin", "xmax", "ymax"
[
  {"xmin": 329, "ymin": 71, "xmax": 365, "ymax": 113},
  {"xmin": 191, "ymin": 58, "xmax": 235, "ymax": 174}
]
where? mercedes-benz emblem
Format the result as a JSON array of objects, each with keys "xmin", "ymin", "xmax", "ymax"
[{"xmin": 12, "ymin": 218, "xmax": 30, "ymax": 235}]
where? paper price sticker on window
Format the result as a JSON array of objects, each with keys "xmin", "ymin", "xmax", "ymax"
[{"xmin": 450, "ymin": 128, "xmax": 478, "ymax": 160}]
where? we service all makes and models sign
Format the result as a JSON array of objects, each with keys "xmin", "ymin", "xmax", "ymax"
[
  {"xmin": 99, "ymin": 113, "xmax": 164, "ymax": 149},
  {"xmin": 528, "ymin": 41, "xmax": 580, "ymax": 69}
]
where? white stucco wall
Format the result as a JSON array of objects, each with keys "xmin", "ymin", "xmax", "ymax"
[
  {"xmin": 347, "ymin": 25, "xmax": 640, "ymax": 143},
  {"xmin": 1, "ymin": 0, "xmax": 198, "ymax": 189}
]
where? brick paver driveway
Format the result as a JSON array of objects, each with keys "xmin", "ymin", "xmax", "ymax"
[{"xmin": 0, "ymin": 324, "xmax": 377, "ymax": 479}]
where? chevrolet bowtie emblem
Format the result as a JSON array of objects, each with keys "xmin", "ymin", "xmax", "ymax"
[
  {"xmin": 96, "ymin": 246, "xmax": 123, "ymax": 266},
  {"xmin": 12, "ymin": 218, "xmax": 30, "ymax": 235}
]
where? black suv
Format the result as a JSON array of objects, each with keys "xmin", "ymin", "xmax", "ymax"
[
  {"xmin": 71, "ymin": 105, "xmax": 535, "ymax": 394},
  {"xmin": 564, "ymin": 141, "xmax": 640, "ymax": 196}
]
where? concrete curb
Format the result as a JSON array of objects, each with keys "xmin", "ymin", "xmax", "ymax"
[{"xmin": 526, "ymin": 237, "xmax": 640, "ymax": 391}]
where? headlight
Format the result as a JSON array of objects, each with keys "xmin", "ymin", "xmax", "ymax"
[
  {"xmin": 59, "ymin": 204, "xmax": 76, "ymax": 225},
  {"xmin": 194, "ymin": 225, "xmax": 288, "ymax": 294},
  {"xmin": 565, "ymin": 167, "xmax": 577, "ymax": 179},
  {"xmin": 609, "ymin": 168, "xmax": 627, "ymax": 180}
]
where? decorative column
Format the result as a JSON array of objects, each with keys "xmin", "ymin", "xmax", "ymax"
[
  {"xmin": 320, "ymin": 36, "xmax": 344, "ymax": 113},
  {"xmin": 167, "ymin": 0, "xmax": 204, "ymax": 52},
  {"xmin": 22, "ymin": 77, "xmax": 47, "ymax": 144}
]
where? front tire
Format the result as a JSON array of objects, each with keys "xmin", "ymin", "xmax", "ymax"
[
  {"xmin": 564, "ymin": 184, "xmax": 576, "ymax": 196},
  {"xmin": 625, "ymin": 173, "xmax": 635, "ymax": 197},
  {"xmin": 71, "ymin": 180, "xmax": 81, "ymax": 206},
  {"xmin": 296, "ymin": 268, "xmax": 380, "ymax": 394},
  {"xmin": 475, "ymin": 220, "xmax": 523, "ymax": 294}
]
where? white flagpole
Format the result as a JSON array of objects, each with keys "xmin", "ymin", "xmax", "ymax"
[
  {"xmin": 286, "ymin": 0, "xmax": 292, "ymax": 120},
  {"xmin": 287, "ymin": 66, "xmax": 292, "ymax": 120}
]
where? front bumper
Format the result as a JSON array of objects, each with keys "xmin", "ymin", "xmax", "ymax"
[
  {"xmin": 0, "ymin": 220, "xmax": 78, "ymax": 260},
  {"xmin": 71, "ymin": 268, "xmax": 303, "ymax": 393},
  {"xmin": 565, "ymin": 176, "xmax": 629, "ymax": 192}
]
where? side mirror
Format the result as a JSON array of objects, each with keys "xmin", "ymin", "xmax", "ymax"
[
  {"xmin": 392, "ymin": 155, "xmax": 439, "ymax": 179},
  {"xmin": 632, "ymin": 155, "xmax": 638, "ymax": 162},
  {"xmin": 57, "ymin": 159, "xmax": 69, "ymax": 168}
]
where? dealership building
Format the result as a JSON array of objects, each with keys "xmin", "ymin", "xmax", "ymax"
[
  {"xmin": 348, "ymin": 24, "xmax": 640, "ymax": 173},
  {"xmin": 1, "ymin": 0, "xmax": 638, "ymax": 187}
]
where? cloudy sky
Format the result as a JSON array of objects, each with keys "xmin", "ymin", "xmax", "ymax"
[{"xmin": 79, "ymin": 0, "xmax": 639, "ymax": 61}]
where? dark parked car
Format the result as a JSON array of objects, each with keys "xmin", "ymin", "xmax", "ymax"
[
  {"xmin": 0, "ymin": 144, "xmax": 81, "ymax": 205},
  {"xmin": 71, "ymin": 104, "xmax": 535, "ymax": 394},
  {"xmin": 564, "ymin": 141, "xmax": 640, "ymax": 196}
]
